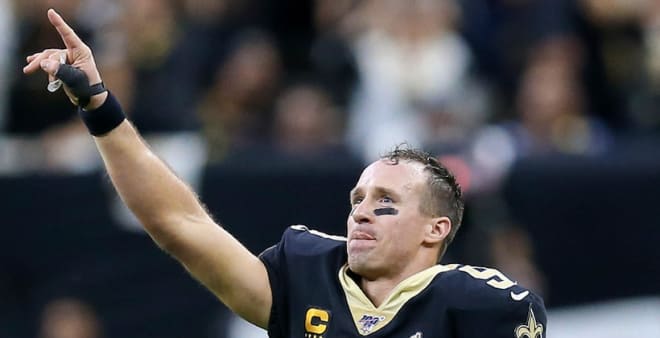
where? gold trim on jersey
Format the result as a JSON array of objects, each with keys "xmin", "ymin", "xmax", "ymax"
[
  {"xmin": 290, "ymin": 225, "xmax": 347, "ymax": 241},
  {"xmin": 338, "ymin": 264, "xmax": 459, "ymax": 335}
]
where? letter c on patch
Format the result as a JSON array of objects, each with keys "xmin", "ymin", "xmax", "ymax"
[{"xmin": 305, "ymin": 308, "xmax": 330, "ymax": 334}]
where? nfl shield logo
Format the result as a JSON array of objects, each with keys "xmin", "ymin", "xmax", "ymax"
[{"xmin": 358, "ymin": 314, "xmax": 385, "ymax": 334}]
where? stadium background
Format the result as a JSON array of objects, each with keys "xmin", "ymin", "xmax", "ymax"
[{"xmin": 0, "ymin": 0, "xmax": 658, "ymax": 337}]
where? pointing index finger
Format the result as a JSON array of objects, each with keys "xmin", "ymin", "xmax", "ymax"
[{"xmin": 47, "ymin": 9, "xmax": 84, "ymax": 50}]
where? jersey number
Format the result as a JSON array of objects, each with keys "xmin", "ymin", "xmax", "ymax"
[{"xmin": 453, "ymin": 265, "xmax": 517, "ymax": 290}]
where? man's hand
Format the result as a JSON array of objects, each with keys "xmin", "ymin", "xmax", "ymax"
[{"xmin": 23, "ymin": 9, "xmax": 107, "ymax": 110}]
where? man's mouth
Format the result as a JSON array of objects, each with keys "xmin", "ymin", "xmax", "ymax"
[{"xmin": 351, "ymin": 231, "xmax": 375, "ymax": 241}]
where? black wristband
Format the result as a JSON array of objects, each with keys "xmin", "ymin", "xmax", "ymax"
[{"xmin": 78, "ymin": 91, "xmax": 126, "ymax": 136}]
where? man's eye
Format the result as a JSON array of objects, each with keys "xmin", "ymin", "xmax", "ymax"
[
  {"xmin": 352, "ymin": 198, "xmax": 363, "ymax": 205},
  {"xmin": 381, "ymin": 196, "xmax": 393, "ymax": 203}
]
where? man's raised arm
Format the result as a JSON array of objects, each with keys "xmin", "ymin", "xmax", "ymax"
[{"xmin": 23, "ymin": 9, "xmax": 272, "ymax": 328}]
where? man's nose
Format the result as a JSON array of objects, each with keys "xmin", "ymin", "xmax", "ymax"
[{"xmin": 351, "ymin": 202, "xmax": 373, "ymax": 224}]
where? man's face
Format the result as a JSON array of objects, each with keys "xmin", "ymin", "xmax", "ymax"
[{"xmin": 347, "ymin": 159, "xmax": 435, "ymax": 280}]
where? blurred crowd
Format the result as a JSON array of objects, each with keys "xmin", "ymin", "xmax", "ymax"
[
  {"xmin": 3, "ymin": 0, "xmax": 660, "ymax": 174},
  {"xmin": 1, "ymin": 0, "xmax": 660, "ymax": 336}
]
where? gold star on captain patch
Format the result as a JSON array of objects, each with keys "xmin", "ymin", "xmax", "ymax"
[{"xmin": 514, "ymin": 305, "xmax": 543, "ymax": 338}]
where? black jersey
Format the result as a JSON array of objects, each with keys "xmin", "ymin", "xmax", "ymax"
[{"xmin": 260, "ymin": 226, "xmax": 547, "ymax": 338}]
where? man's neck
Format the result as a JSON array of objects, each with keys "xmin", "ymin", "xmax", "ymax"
[
  {"xmin": 359, "ymin": 277, "xmax": 402, "ymax": 307},
  {"xmin": 351, "ymin": 254, "xmax": 438, "ymax": 307}
]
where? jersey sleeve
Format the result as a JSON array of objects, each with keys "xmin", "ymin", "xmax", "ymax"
[
  {"xmin": 258, "ymin": 225, "xmax": 347, "ymax": 338},
  {"xmin": 258, "ymin": 233, "xmax": 289, "ymax": 338},
  {"xmin": 454, "ymin": 287, "xmax": 547, "ymax": 338}
]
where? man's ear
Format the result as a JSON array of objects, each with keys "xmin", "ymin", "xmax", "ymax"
[{"xmin": 424, "ymin": 216, "xmax": 451, "ymax": 245}]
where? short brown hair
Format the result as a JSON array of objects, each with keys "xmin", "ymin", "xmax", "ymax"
[{"xmin": 381, "ymin": 145, "xmax": 464, "ymax": 260}]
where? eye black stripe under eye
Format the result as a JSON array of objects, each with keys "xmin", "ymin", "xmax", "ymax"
[{"xmin": 374, "ymin": 207, "xmax": 398, "ymax": 216}]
